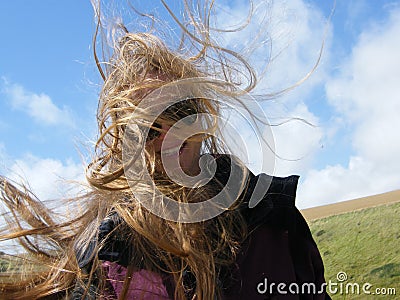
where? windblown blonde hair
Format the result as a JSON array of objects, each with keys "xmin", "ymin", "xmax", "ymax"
[
  {"xmin": 0, "ymin": 0, "xmax": 329, "ymax": 298},
  {"xmin": 0, "ymin": 1, "xmax": 263, "ymax": 299}
]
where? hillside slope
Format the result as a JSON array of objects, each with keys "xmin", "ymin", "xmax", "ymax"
[
  {"xmin": 309, "ymin": 202, "xmax": 399, "ymax": 299},
  {"xmin": 301, "ymin": 189, "xmax": 400, "ymax": 221}
]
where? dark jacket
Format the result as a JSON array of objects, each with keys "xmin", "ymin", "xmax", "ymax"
[
  {"xmin": 211, "ymin": 155, "xmax": 330, "ymax": 300},
  {"xmin": 74, "ymin": 155, "xmax": 331, "ymax": 300}
]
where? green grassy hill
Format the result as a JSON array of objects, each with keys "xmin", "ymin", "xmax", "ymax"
[{"xmin": 310, "ymin": 202, "xmax": 400, "ymax": 299}]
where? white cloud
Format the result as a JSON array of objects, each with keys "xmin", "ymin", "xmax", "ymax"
[
  {"xmin": 298, "ymin": 155, "xmax": 400, "ymax": 208},
  {"xmin": 298, "ymin": 7, "xmax": 400, "ymax": 208},
  {"xmin": 1, "ymin": 78, "xmax": 75, "ymax": 127},
  {"xmin": 214, "ymin": 0, "xmax": 330, "ymax": 178},
  {"xmin": 261, "ymin": 0, "xmax": 331, "ymax": 93},
  {"xmin": 214, "ymin": 0, "xmax": 331, "ymax": 94},
  {"xmin": 0, "ymin": 152, "xmax": 86, "ymax": 253},
  {"xmin": 6, "ymin": 154, "xmax": 85, "ymax": 202},
  {"xmin": 268, "ymin": 102, "xmax": 323, "ymax": 176}
]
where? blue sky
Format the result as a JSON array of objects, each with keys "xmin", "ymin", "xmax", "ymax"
[{"xmin": 1, "ymin": 0, "xmax": 399, "ymax": 209}]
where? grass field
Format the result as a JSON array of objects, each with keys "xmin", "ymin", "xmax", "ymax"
[{"xmin": 310, "ymin": 202, "xmax": 400, "ymax": 299}]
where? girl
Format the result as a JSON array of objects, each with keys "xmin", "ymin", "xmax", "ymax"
[{"xmin": 0, "ymin": 1, "xmax": 330, "ymax": 299}]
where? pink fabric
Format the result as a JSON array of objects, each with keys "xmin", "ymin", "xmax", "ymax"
[{"xmin": 102, "ymin": 261, "xmax": 171, "ymax": 299}]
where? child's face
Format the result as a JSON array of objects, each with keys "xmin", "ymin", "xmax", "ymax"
[{"xmin": 145, "ymin": 123, "xmax": 202, "ymax": 176}]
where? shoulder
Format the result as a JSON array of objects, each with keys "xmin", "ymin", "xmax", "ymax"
[
  {"xmin": 241, "ymin": 172, "xmax": 301, "ymax": 231},
  {"xmin": 211, "ymin": 153, "xmax": 299, "ymax": 200},
  {"xmin": 211, "ymin": 153, "xmax": 301, "ymax": 228}
]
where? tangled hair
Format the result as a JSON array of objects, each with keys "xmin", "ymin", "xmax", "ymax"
[
  {"xmin": 0, "ymin": 1, "xmax": 263, "ymax": 299},
  {"xmin": 1, "ymin": 0, "xmax": 328, "ymax": 298}
]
